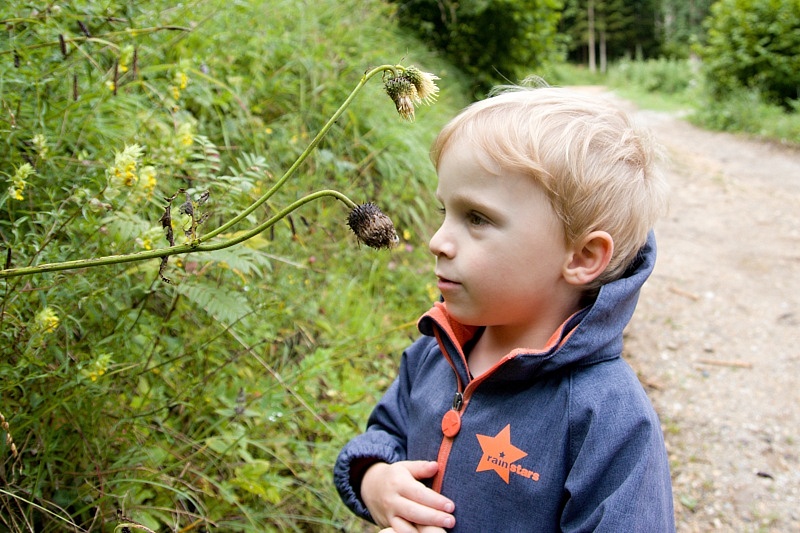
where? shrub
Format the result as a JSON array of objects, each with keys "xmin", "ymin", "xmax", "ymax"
[
  {"xmin": 692, "ymin": 88, "xmax": 800, "ymax": 144},
  {"xmin": 390, "ymin": 0, "xmax": 565, "ymax": 95},
  {"xmin": 607, "ymin": 57, "xmax": 695, "ymax": 95},
  {"xmin": 699, "ymin": 0, "xmax": 800, "ymax": 109}
]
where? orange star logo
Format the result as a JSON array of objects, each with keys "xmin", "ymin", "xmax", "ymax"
[{"xmin": 476, "ymin": 424, "xmax": 528, "ymax": 483}]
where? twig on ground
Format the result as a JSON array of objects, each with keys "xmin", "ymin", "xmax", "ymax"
[
  {"xmin": 696, "ymin": 358, "xmax": 753, "ymax": 369},
  {"xmin": 669, "ymin": 286, "xmax": 700, "ymax": 301}
]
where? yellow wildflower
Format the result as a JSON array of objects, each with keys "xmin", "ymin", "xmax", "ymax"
[
  {"xmin": 176, "ymin": 72, "xmax": 188, "ymax": 90},
  {"xmin": 426, "ymin": 283, "xmax": 439, "ymax": 303},
  {"xmin": 139, "ymin": 165, "xmax": 157, "ymax": 196},
  {"xmin": 108, "ymin": 144, "xmax": 144, "ymax": 187},
  {"xmin": 135, "ymin": 237, "xmax": 153, "ymax": 250},
  {"xmin": 82, "ymin": 353, "xmax": 111, "ymax": 383},
  {"xmin": 31, "ymin": 134, "xmax": 48, "ymax": 160},
  {"xmin": 7, "ymin": 163, "xmax": 34, "ymax": 201},
  {"xmin": 177, "ymin": 123, "xmax": 194, "ymax": 147},
  {"xmin": 117, "ymin": 45, "xmax": 134, "ymax": 74},
  {"xmin": 35, "ymin": 307, "xmax": 60, "ymax": 333}
]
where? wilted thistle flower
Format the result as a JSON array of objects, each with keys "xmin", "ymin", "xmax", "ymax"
[
  {"xmin": 347, "ymin": 202, "xmax": 399, "ymax": 249},
  {"xmin": 403, "ymin": 66, "xmax": 440, "ymax": 105},
  {"xmin": 384, "ymin": 75, "xmax": 418, "ymax": 121}
]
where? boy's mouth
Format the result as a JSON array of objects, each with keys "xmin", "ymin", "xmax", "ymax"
[{"xmin": 436, "ymin": 273, "xmax": 461, "ymax": 290}]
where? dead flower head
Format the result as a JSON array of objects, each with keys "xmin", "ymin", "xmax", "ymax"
[
  {"xmin": 403, "ymin": 66, "xmax": 440, "ymax": 105},
  {"xmin": 347, "ymin": 202, "xmax": 399, "ymax": 249},
  {"xmin": 384, "ymin": 75, "xmax": 418, "ymax": 121}
]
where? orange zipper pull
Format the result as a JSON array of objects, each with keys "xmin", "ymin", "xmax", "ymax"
[{"xmin": 441, "ymin": 392, "xmax": 463, "ymax": 437}]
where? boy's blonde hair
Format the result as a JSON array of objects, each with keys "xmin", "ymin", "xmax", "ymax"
[{"xmin": 431, "ymin": 86, "xmax": 668, "ymax": 289}]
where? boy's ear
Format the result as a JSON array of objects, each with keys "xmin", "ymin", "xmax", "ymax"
[{"xmin": 562, "ymin": 231, "xmax": 614, "ymax": 286}]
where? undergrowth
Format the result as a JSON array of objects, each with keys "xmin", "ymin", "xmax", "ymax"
[
  {"xmin": 599, "ymin": 59, "xmax": 800, "ymax": 146},
  {"xmin": 0, "ymin": 0, "xmax": 467, "ymax": 531}
]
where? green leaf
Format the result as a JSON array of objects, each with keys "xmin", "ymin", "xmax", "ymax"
[{"xmin": 176, "ymin": 280, "xmax": 253, "ymax": 324}]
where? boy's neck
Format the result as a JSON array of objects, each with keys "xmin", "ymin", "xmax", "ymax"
[{"xmin": 467, "ymin": 299, "xmax": 583, "ymax": 378}]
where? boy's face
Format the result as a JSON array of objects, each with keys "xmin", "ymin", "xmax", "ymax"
[{"xmin": 430, "ymin": 137, "xmax": 577, "ymax": 333}]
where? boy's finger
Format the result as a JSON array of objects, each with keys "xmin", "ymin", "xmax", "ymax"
[
  {"xmin": 397, "ymin": 498, "xmax": 455, "ymax": 530},
  {"xmin": 388, "ymin": 516, "xmax": 421, "ymax": 533},
  {"xmin": 402, "ymin": 482, "xmax": 454, "ymax": 514},
  {"xmin": 404, "ymin": 460, "xmax": 440, "ymax": 479}
]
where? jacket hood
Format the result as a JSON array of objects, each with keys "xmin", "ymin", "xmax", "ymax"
[{"xmin": 418, "ymin": 231, "xmax": 657, "ymax": 383}]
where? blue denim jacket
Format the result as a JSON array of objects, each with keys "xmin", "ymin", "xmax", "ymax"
[{"xmin": 334, "ymin": 233, "xmax": 675, "ymax": 532}]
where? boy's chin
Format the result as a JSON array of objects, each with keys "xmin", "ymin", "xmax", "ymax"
[{"xmin": 442, "ymin": 303, "xmax": 484, "ymax": 326}]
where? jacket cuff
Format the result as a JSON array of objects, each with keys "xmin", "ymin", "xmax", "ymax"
[{"xmin": 333, "ymin": 438, "xmax": 403, "ymax": 521}]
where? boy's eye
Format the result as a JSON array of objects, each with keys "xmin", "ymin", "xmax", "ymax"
[{"xmin": 467, "ymin": 212, "xmax": 488, "ymax": 226}]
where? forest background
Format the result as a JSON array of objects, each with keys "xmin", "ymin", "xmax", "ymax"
[{"xmin": 1, "ymin": 0, "xmax": 798, "ymax": 531}]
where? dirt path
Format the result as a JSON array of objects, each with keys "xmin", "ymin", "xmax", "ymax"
[{"xmin": 612, "ymin": 95, "xmax": 800, "ymax": 531}]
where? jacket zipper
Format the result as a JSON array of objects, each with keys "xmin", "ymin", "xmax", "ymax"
[
  {"xmin": 431, "ymin": 327, "xmax": 501, "ymax": 492},
  {"xmin": 432, "ymin": 379, "xmax": 491, "ymax": 492}
]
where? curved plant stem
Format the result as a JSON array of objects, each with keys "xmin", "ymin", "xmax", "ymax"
[
  {"xmin": 0, "ymin": 62, "xmax": 408, "ymax": 281},
  {"xmin": 0, "ymin": 190, "xmax": 356, "ymax": 279},
  {"xmin": 199, "ymin": 63, "xmax": 400, "ymax": 242}
]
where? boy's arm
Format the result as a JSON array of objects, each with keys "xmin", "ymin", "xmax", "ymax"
[
  {"xmin": 333, "ymin": 337, "xmax": 428, "ymax": 521},
  {"xmin": 333, "ymin": 377, "xmax": 409, "ymax": 521},
  {"xmin": 561, "ymin": 363, "xmax": 675, "ymax": 532},
  {"xmin": 334, "ymin": 337, "xmax": 455, "ymax": 529}
]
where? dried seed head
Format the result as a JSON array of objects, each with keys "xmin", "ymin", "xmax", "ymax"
[
  {"xmin": 384, "ymin": 76, "xmax": 418, "ymax": 121},
  {"xmin": 403, "ymin": 66, "xmax": 440, "ymax": 105},
  {"xmin": 347, "ymin": 203, "xmax": 399, "ymax": 249}
]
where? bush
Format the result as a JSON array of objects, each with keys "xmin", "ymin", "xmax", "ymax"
[
  {"xmin": 0, "ymin": 0, "xmax": 467, "ymax": 530},
  {"xmin": 699, "ymin": 0, "xmax": 800, "ymax": 109},
  {"xmin": 692, "ymin": 88, "xmax": 800, "ymax": 144},
  {"xmin": 607, "ymin": 57, "xmax": 696, "ymax": 95},
  {"xmin": 390, "ymin": 0, "xmax": 564, "ymax": 95}
]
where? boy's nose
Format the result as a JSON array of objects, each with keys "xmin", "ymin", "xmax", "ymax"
[{"xmin": 429, "ymin": 224, "xmax": 455, "ymax": 258}]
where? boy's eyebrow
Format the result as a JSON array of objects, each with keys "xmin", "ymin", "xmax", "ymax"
[{"xmin": 440, "ymin": 191, "xmax": 501, "ymax": 216}]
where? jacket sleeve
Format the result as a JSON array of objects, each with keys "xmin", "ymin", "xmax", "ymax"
[
  {"xmin": 333, "ymin": 337, "xmax": 429, "ymax": 521},
  {"xmin": 561, "ymin": 361, "xmax": 675, "ymax": 532}
]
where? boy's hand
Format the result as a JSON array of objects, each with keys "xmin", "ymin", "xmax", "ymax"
[
  {"xmin": 378, "ymin": 526, "xmax": 447, "ymax": 533},
  {"xmin": 362, "ymin": 460, "xmax": 455, "ymax": 533}
]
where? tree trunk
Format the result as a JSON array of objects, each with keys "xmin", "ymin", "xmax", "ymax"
[
  {"xmin": 599, "ymin": 28, "xmax": 607, "ymax": 73},
  {"xmin": 588, "ymin": 0, "xmax": 596, "ymax": 72}
]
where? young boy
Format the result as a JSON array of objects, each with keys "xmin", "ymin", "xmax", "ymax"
[{"xmin": 334, "ymin": 86, "xmax": 674, "ymax": 532}]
